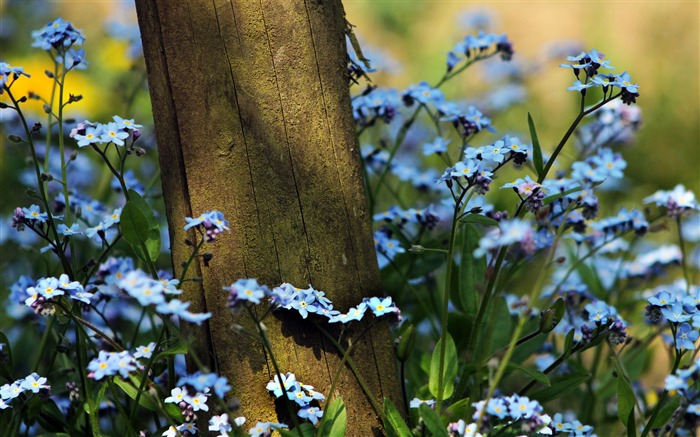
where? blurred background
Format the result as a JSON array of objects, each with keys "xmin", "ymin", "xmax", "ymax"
[{"xmin": 1, "ymin": 0, "xmax": 698, "ymax": 206}]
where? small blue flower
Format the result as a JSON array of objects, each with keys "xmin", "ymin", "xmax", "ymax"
[
  {"xmin": 21, "ymin": 205, "xmax": 48, "ymax": 223},
  {"xmin": 647, "ymin": 291, "xmax": 676, "ymax": 307},
  {"xmin": 662, "ymin": 303, "xmax": 691, "ymax": 323},
  {"xmin": 112, "ymin": 115, "xmax": 142, "ymax": 130},
  {"xmin": 675, "ymin": 323, "xmax": 698, "ymax": 350},
  {"xmin": 100, "ymin": 122, "xmax": 129, "ymax": 146},
  {"xmin": 365, "ymin": 296, "xmax": 398, "ymax": 316},
  {"xmin": 585, "ymin": 300, "xmax": 612, "ymax": 324},
  {"xmin": 57, "ymin": 223, "xmax": 81, "ymax": 236},
  {"xmin": 450, "ymin": 159, "xmax": 479, "ymax": 179},
  {"xmin": 507, "ymin": 395, "xmax": 539, "ymax": 419},
  {"xmin": 298, "ymin": 406, "xmax": 323, "ymax": 425},
  {"xmin": 422, "ymin": 137, "xmax": 450, "ymax": 156},
  {"xmin": 228, "ymin": 278, "xmax": 268, "ymax": 305},
  {"xmin": 403, "ymin": 81, "xmax": 444, "ymax": 106}
]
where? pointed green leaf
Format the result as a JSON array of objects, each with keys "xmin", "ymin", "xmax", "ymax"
[
  {"xmin": 419, "ymin": 404, "xmax": 448, "ymax": 437},
  {"xmin": 649, "ymin": 395, "xmax": 681, "ymax": 429},
  {"xmin": 445, "ymin": 397, "xmax": 471, "ymax": 421},
  {"xmin": 612, "ymin": 359, "xmax": 636, "ymax": 429},
  {"xmin": 539, "ymin": 298, "xmax": 565, "ymax": 334},
  {"xmin": 113, "ymin": 377, "xmax": 158, "ymax": 411},
  {"xmin": 531, "ymin": 372, "xmax": 589, "ymax": 403},
  {"xmin": 506, "ymin": 363, "xmax": 550, "ymax": 386},
  {"xmin": 126, "ymin": 189, "xmax": 161, "ymax": 262},
  {"xmin": 120, "ymin": 201, "xmax": 149, "ymax": 246},
  {"xmin": 383, "ymin": 398, "xmax": 411, "ymax": 437},
  {"xmin": 528, "ymin": 113, "xmax": 544, "ymax": 178},
  {"xmin": 459, "ymin": 214, "xmax": 499, "ymax": 227},
  {"xmin": 318, "ymin": 397, "xmax": 347, "ymax": 437},
  {"xmin": 429, "ymin": 333, "xmax": 458, "ymax": 400}
]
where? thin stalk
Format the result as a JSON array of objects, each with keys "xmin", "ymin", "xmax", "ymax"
[
  {"xmin": 436, "ymin": 186, "xmax": 472, "ymax": 410},
  {"xmin": 315, "ymin": 323, "xmax": 384, "ymax": 418}
]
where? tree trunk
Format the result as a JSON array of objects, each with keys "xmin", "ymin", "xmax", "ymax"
[{"xmin": 135, "ymin": 0, "xmax": 402, "ymax": 434}]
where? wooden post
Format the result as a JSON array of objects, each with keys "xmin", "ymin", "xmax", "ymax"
[{"xmin": 135, "ymin": 0, "xmax": 402, "ymax": 434}]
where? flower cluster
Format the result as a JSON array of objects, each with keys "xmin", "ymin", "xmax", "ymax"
[
  {"xmin": 439, "ymin": 104, "xmax": 496, "ymax": 138},
  {"xmin": 374, "ymin": 205, "xmax": 441, "ymax": 231},
  {"xmin": 439, "ymin": 135, "xmax": 529, "ymax": 193},
  {"xmin": 87, "ymin": 350, "xmax": 138, "ymax": 380},
  {"xmin": 207, "ymin": 413, "xmax": 246, "ymax": 437},
  {"xmin": 159, "ymin": 372, "xmax": 235, "ymax": 436},
  {"xmin": 184, "ymin": 210, "xmax": 231, "ymax": 242},
  {"xmin": 644, "ymin": 184, "xmax": 699, "ymax": 217},
  {"xmin": 546, "ymin": 277, "xmax": 628, "ymax": 346},
  {"xmin": 447, "ymin": 31, "xmax": 514, "ymax": 71},
  {"xmin": 576, "ymin": 99, "xmax": 642, "ymax": 152},
  {"xmin": 645, "ymin": 287, "xmax": 700, "ymax": 350},
  {"xmin": 352, "ymin": 87, "xmax": 401, "ymax": 126},
  {"xmin": 0, "ymin": 62, "xmax": 30, "ymax": 92},
  {"xmin": 70, "ymin": 116, "xmax": 142, "ymax": 148},
  {"xmin": 663, "ymin": 357, "xmax": 700, "ymax": 433},
  {"xmin": 31, "ymin": 17, "xmax": 86, "ymax": 67},
  {"xmin": 463, "ymin": 394, "xmax": 595, "ymax": 436},
  {"xmin": 23, "ymin": 274, "xmax": 94, "ymax": 313},
  {"xmin": 474, "ymin": 219, "xmax": 536, "ymax": 258},
  {"xmin": 112, "ymin": 269, "xmax": 211, "ymax": 325},
  {"xmin": 226, "ymin": 279, "xmax": 400, "ymax": 324},
  {"xmin": 561, "ymin": 49, "xmax": 639, "ymax": 105},
  {"xmin": 0, "ymin": 373, "xmax": 50, "ymax": 410},
  {"xmin": 266, "ymin": 372, "xmax": 325, "ymax": 425}
]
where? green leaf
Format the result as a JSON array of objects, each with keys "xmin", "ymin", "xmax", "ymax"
[
  {"xmin": 126, "ymin": 189, "xmax": 161, "ymax": 262},
  {"xmin": 506, "ymin": 363, "xmax": 550, "ymax": 386},
  {"xmin": 528, "ymin": 113, "xmax": 544, "ymax": 178},
  {"xmin": 612, "ymin": 359, "xmax": 637, "ymax": 429},
  {"xmin": 459, "ymin": 214, "xmax": 499, "ymax": 227},
  {"xmin": 429, "ymin": 333, "xmax": 458, "ymax": 400},
  {"xmin": 563, "ymin": 329, "xmax": 576, "ymax": 355},
  {"xmin": 280, "ymin": 423, "xmax": 316, "ymax": 437},
  {"xmin": 113, "ymin": 377, "xmax": 158, "ymax": 411},
  {"xmin": 486, "ymin": 297, "xmax": 512, "ymax": 357},
  {"xmin": 539, "ymin": 298, "xmax": 566, "ymax": 334},
  {"xmin": 318, "ymin": 397, "xmax": 347, "ymax": 437},
  {"xmin": 157, "ymin": 339, "xmax": 188, "ymax": 357},
  {"xmin": 457, "ymin": 225, "xmax": 485, "ymax": 317},
  {"xmin": 419, "ymin": 403, "xmax": 448, "ymax": 437},
  {"xmin": 445, "ymin": 397, "xmax": 471, "ymax": 421},
  {"xmin": 120, "ymin": 202, "xmax": 150, "ymax": 247},
  {"xmin": 531, "ymin": 372, "xmax": 590, "ymax": 403},
  {"xmin": 649, "ymin": 395, "xmax": 681, "ymax": 429},
  {"xmin": 383, "ymin": 398, "xmax": 411, "ymax": 437}
]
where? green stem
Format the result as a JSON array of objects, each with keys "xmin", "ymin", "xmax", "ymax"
[
  {"xmin": 640, "ymin": 349, "xmax": 684, "ymax": 437},
  {"xmin": 436, "ymin": 186, "xmax": 473, "ymax": 410},
  {"xmin": 129, "ymin": 327, "xmax": 167, "ymax": 421},
  {"xmin": 5, "ymin": 88, "xmax": 72, "ymax": 275},
  {"xmin": 32, "ymin": 314, "xmax": 56, "ymax": 373},
  {"xmin": 315, "ymin": 323, "xmax": 384, "ymax": 417},
  {"xmin": 477, "ymin": 206, "xmax": 573, "ymax": 429},
  {"xmin": 245, "ymin": 306, "xmax": 302, "ymax": 435}
]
